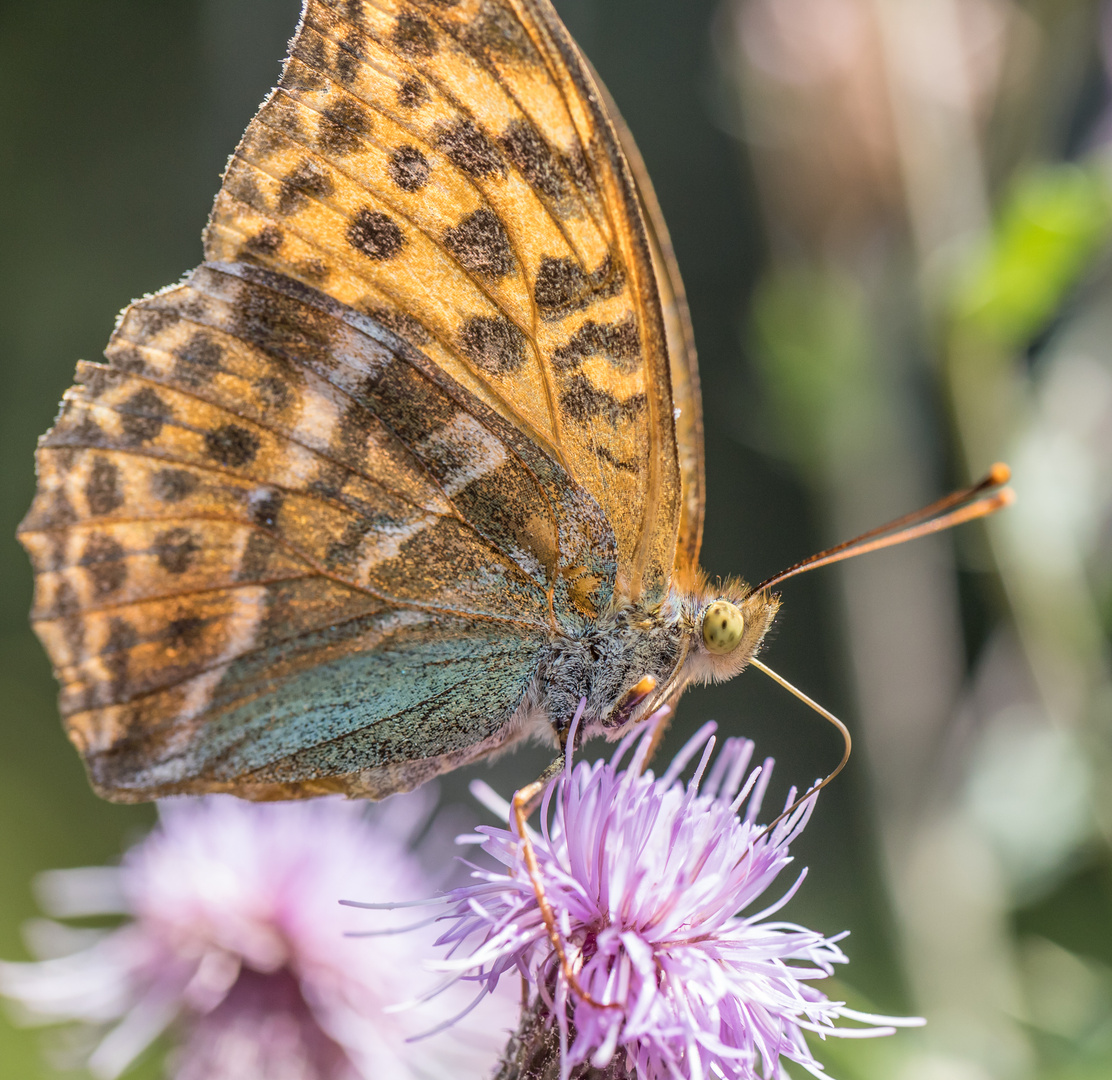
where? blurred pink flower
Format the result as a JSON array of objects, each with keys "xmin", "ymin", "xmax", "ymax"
[
  {"xmin": 423, "ymin": 713, "xmax": 922, "ymax": 1080},
  {"xmin": 0, "ymin": 792, "xmax": 514, "ymax": 1080}
]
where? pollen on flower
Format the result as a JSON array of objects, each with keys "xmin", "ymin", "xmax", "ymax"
[
  {"xmin": 0, "ymin": 793, "xmax": 516, "ymax": 1080},
  {"xmin": 402, "ymin": 708, "xmax": 923, "ymax": 1080}
]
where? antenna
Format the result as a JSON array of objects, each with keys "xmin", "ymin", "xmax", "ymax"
[
  {"xmin": 755, "ymin": 464, "xmax": 1014, "ymax": 594},
  {"xmin": 740, "ymin": 465, "xmax": 1014, "ymax": 838}
]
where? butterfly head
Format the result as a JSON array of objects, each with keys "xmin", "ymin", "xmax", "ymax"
[{"xmin": 681, "ymin": 578, "xmax": 780, "ymax": 687}]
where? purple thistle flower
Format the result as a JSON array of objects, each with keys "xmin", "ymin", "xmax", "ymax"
[
  {"xmin": 0, "ymin": 793, "xmax": 515, "ymax": 1080},
  {"xmin": 419, "ymin": 710, "xmax": 922, "ymax": 1080}
]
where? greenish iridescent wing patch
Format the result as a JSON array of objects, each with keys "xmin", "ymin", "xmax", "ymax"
[{"xmin": 84, "ymin": 609, "xmax": 541, "ymax": 800}]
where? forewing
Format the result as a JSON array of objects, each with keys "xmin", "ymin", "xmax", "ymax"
[
  {"xmin": 602, "ymin": 93, "xmax": 704, "ymax": 588},
  {"xmin": 18, "ymin": 263, "xmax": 616, "ymax": 799},
  {"xmin": 203, "ymin": 0, "xmax": 682, "ymax": 603}
]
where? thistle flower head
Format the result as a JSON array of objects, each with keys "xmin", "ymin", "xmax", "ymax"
[
  {"xmin": 0, "ymin": 793, "xmax": 514, "ymax": 1080},
  {"xmin": 428, "ymin": 711, "xmax": 922, "ymax": 1080}
]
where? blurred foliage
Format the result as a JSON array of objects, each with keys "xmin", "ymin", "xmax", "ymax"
[
  {"xmin": 954, "ymin": 163, "xmax": 1112, "ymax": 351},
  {"xmin": 749, "ymin": 267, "xmax": 882, "ymax": 473},
  {"xmin": 732, "ymin": 1, "xmax": 1112, "ymax": 1079}
]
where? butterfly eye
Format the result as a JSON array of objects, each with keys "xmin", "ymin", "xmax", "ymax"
[{"xmin": 702, "ymin": 600, "xmax": 745, "ymax": 654}]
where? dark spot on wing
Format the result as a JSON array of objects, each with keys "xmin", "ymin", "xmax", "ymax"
[
  {"xmin": 500, "ymin": 120, "xmax": 568, "ymax": 202},
  {"xmin": 283, "ymin": 59, "xmax": 328, "ymax": 94},
  {"xmin": 228, "ymin": 276, "xmax": 338, "ymax": 374},
  {"xmin": 174, "ymin": 332, "xmax": 224, "ymax": 387},
  {"xmin": 332, "ymin": 398, "xmax": 375, "ymax": 461},
  {"xmin": 460, "ymin": 1, "xmax": 539, "ymax": 64},
  {"xmin": 396, "ymin": 76, "xmax": 429, "ymax": 109},
  {"xmin": 119, "ymin": 387, "xmax": 171, "ymax": 445},
  {"xmin": 225, "ymin": 167, "xmax": 264, "ymax": 210},
  {"xmin": 435, "ymin": 120, "xmax": 503, "ymax": 179},
  {"xmin": 337, "ymin": 0, "xmax": 366, "ymax": 25},
  {"xmin": 392, "ymin": 12, "xmax": 437, "ymax": 56},
  {"xmin": 309, "ymin": 460, "xmax": 349, "ymax": 502},
  {"xmin": 277, "ymin": 158, "xmax": 335, "ymax": 216},
  {"xmin": 347, "ymin": 209, "xmax": 405, "ymax": 260},
  {"xmin": 154, "ymin": 527, "xmax": 201, "ymax": 575},
  {"xmin": 326, "ymin": 513, "xmax": 386, "ymax": 570},
  {"xmin": 459, "ymin": 316, "xmax": 527, "ymax": 375},
  {"xmin": 362, "ymin": 364, "xmax": 455, "ymax": 447},
  {"xmin": 103, "ymin": 617, "xmax": 137, "ymax": 703},
  {"xmin": 85, "ymin": 458, "xmax": 123, "ymax": 516},
  {"xmin": 166, "ymin": 616, "xmax": 205, "ymax": 649},
  {"xmin": 563, "ymin": 143, "xmax": 595, "ymax": 194},
  {"xmin": 552, "ymin": 316, "xmax": 641, "ymax": 373},
  {"xmin": 109, "ymin": 346, "xmax": 147, "ymax": 374},
  {"xmin": 443, "ymin": 208, "xmax": 515, "ymax": 279},
  {"xmin": 318, "ymin": 98, "xmax": 372, "ymax": 155},
  {"xmin": 48, "ymin": 412, "xmax": 106, "ymax": 448},
  {"xmin": 78, "ymin": 365, "xmax": 122, "ymax": 399},
  {"xmin": 248, "ymin": 487, "xmax": 284, "ymax": 529},
  {"xmin": 51, "ymin": 566, "xmax": 78, "ymax": 615},
  {"xmin": 534, "ymin": 255, "xmax": 623, "ymax": 320},
  {"xmin": 54, "ymin": 581, "xmax": 85, "ymax": 653},
  {"xmin": 257, "ymin": 105, "xmax": 305, "ymax": 149},
  {"xmin": 362, "ymin": 305, "xmax": 431, "ymax": 346},
  {"xmin": 36, "ymin": 490, "xmax": 77, "ymax": 531},
  {"xmin": 151, "ymin": 468, "xmax": 198, "ymax": 503},
  {"xmin": 130, "ymin": 305, "xmax": 180, "ymax": 338},
  {"xmin": 205, "ymin": 424, "xmax": 261, "ymax": 468},
  {"xmin": 333, "ymin": 35, "xmax": 363, "ymax": 86},
  {"xmin": 238, "ymin": 532, "xmax": 277, "ymax": 580},
  {"xmin": 241, "ymin": 225, "xmax": 284, "ymax": 260},
  {"xmin": 593, "ymin": 445, "xmax": 639, "ymax": 474},
  {"xmin": 296, "ymin": 31, "xmax": 329, "ymax": 75},
  {"xmin": 559, "ymin": 374, "xmax": 645, "ymax": 424},
  {"xmin": 389, "ymin": 145, "xmax": 430, "ymax": 192},
  {"xmin": 81, "ymin": 534, "xmax": 127, "ymax": 597},
  {"xmin": 256, "ymin": 376, "xmax": 292, "ymax": 410}
]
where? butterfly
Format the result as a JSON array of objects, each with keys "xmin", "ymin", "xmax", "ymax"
[{"xmin": 17, "ymin": 0, "xmax": 1009, "ymax": 803}]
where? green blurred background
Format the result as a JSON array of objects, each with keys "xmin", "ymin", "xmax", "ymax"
[{"xmin": 2, "ymin": 0, "xmax": 1112, "ymax": 1076}]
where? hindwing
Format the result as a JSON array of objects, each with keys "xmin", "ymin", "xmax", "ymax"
[{"xmin": 20, "ymin": 265, "xmax": 616, "ymax": 798}]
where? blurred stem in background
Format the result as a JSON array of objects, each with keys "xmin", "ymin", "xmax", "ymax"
[{"xmin": 724, "ymin": 0, "xmax": 1112, "ymax": 1076}]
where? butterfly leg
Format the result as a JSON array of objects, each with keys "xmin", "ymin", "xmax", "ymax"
[
  {"xmin": 509, "ymin": 679, "xmax": 662, "ymax": 1010},
  {"xmin": 514, "ymin": 754, "xmax": 565, "ymax": 819},
  {"xmin": 512, "ymin": 777, "xmax": 620, "ymax": 1013}
]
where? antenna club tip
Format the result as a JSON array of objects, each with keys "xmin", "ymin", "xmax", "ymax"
[
  {"xmin": 987, "ymin": 462, "xmax": 1011, "ymax": 485},
  {"xmin": 998, "ymin": 486, "xmax": 1017, "ymax": 507}
]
